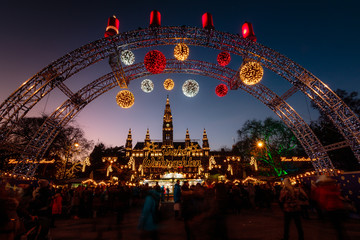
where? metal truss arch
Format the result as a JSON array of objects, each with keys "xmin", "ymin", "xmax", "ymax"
[
  {"xmin": 14, "ymin": 59, "xmax": 332, "ymax": 176},
  {"xmin": 0, "ymin": 26, "xmax": 358, "ymax": 174}
]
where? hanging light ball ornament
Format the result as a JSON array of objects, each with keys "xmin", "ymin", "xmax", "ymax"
[
  {"xmin": 215, "ymin": 84, "xmax": 228, "ymax": 97},
  {"xmin": 163, "ymin": 78, "xmax": 175, "ymax": 91},
  {"xmin": 141, "ymin": 79, "xmax": 154, "ymax": 93},
  {"xmin": 144, "ymin": 50, "xmax": 166, "ymax": 74},
  {"xmin": 217, "ymin": 51, "xmax": 231, "ymax": 66},
  {"xmin": 174, "ymin": 43, "xmax": 189, "ymax": 61},
  {"xmin": 120, "ymin": 50, "xmax": 135, "ymax": 65},
  {"xmin": 116, "ymin": 90, "xmax": 135, "ymax": 109},
  {"xmin": 239, "ymin": 61, "xmax": 264, "ymax": 85},
  {"xmin": 182, "ymin": 79, "xmax": 199, "ymax": 97}
]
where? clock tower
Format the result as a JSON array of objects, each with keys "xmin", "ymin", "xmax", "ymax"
[{"xmin": 162, "ymin": 96, "xmax": 173, "ymax": 148}]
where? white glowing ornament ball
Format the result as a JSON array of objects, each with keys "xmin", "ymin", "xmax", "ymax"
[
  {"xmin": 120, "ymin": 50, "xmax": 135, "ymax": 65},
  {"xmin": 182, "ymin": 79, "xmax": 199, "ymax": 97},
  {"xmin": 141, "ymin": 79, "xmax": 154, "ymax": 93}
]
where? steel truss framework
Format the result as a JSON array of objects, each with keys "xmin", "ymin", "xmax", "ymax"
[{"xmin": 0, "ymin": 26, "xmax": 358, "ymax": 176}]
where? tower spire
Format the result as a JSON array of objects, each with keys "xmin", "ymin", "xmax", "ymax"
[
  {"xmin": 162, "ymin": 96, "xmax": 173, "ymax": 148},
  {"xmin": 202, "ymin": 128, "xmax": 210, "ymax": 156},
  {"xmin": 125, "ymin": 128, "xmax": 132, "ymax": 157}
]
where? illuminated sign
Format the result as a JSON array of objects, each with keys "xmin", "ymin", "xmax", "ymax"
[
  {"xmin": 8, "ymin": 159, "xmax": 55, "ymax": 164},
  {"xmin": 142, "ymin": 156, "xmax": 201, "ymax": 168},
  {"xmin": 280, "ymin": 157, "xmax": 313, "ymax": 162}
]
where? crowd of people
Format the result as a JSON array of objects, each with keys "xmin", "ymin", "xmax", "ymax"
[{"xmin": 0, "ymin": 175, "xmax": 355, "ymax": 240}]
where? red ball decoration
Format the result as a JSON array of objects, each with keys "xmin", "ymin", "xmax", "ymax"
[
  {"xmin": 215, "ymin": 84, "xmax": 228, "ymax": 97},
  {"xmin": 144, "ymin": 50, "xmax": 166, "ymax": 74},
  {"xmin": 217, "ymin": 51, "xmax": 231, "ymax": 66}
]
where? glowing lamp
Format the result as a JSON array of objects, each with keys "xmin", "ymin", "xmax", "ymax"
[
  {"xmin": 104, "ymin": 15, "xmax": 120, "ymax": 38},
  {"xmin": 242, "ymin": 22, "xmax": 257, "ymax": 42},
  {"xmin": 150, "ymin": 10, "xmax": 161, "ymax": 27},
  {"xmin": 144, "ymin": 50, "xmax": 166, "ymax": 74},
  {"xmin": 120, "ymin": 50, "xmax": 135, "ymax": 65},
  {"xmin": 240, "ymin": 61, "xmax": 264, "ymax": 85},
  {"xmin": 163, "ymin": 78, "xmax": 175, "ymax": 91},
  {"xmin": 202, "ymin": 13, "xmax": 214, "ymax": 30},
  {"xmin": 182, "ymin": 79, "xmax": 199, "ymax": 97},
  {"xmin": 217, "ymin": 51, "xmax": 231, "ymax": 66},
  {"xmin": 141, "ymin": 79, "xmax": 154, "ymax": 93},
  {"xmin": 215, "ymin": 84, "xmax": 228, "ymax": 97},
  {"xmin": 116, "ymin": 90, "xmax": 134, "ymax": 108},
  {"xmin": 174, "ymin": 43, "xmax": 189, "ymax": 61}
]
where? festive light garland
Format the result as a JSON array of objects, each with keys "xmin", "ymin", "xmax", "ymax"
[
  {"xmin": 116, "ymin": 90, "xmax": 135, "ymax": 108},
  {"xmin": 217, "ymin": 51, "xmax": 231, "ymax": 66},
  {"xmin": 239, "ymin": 61, "xmax": 264, "ymax": 85},
  {"xmin": 215, "ymin": 83, "xmax": 228, "ymax": 97},
  {"xmin": 163, "ymin": 78, "xmax": 174, "ymax": 91},
  {"xmin": 144, "ymin": 50, "xmax": 166, "ymax": 74},
  {"xmin": 174, "ymin": 43, "xmax": 189, "ymax": 61},
  {"xmin": 120, "ymin": 50, "xmax": 135, "ymax": 65},
  {"xmin": 141, "ymin": 79, "xmax": 154, "ymax": 93},
  {"xmin": 182, "ymin": 79, "xmax": 199, "ymax": 97}
]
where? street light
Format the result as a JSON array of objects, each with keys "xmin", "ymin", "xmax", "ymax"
[{"xmin": 257, "ymin": 141, "xmax": 264, "ymax": 148}]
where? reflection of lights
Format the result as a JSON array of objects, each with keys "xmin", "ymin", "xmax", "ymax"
[
  {"xmin": 120, "ymin": 50, "xmax": 135, "ymax": 65},
  {"xmin": 141, "ymin": 79, "xmax": 154, "ymax": 93},
  {"xmin": 215, "ymin": 84, "xmax": 228, "ymax": 97},
  {"xmin": 240, "ymin": 61, "xmax": 264, "ymax": 85},
  {"xmin": 163, "ymin": 78, "xmax": 175, "ymax": 90},
  {"xmin": 217, "ymin": 51, "xmax": 231, "ymax": 66},
  {"xmin": 174, "ymin": 43, "xmax": 189, "ymax": 61},
  {"xmin": 116, "ymin": 90, "xmax": 135, "ymax": 108},
  {"xmin": 144, "ymin": 50, "xmax": 166, "ymax": 74},
  {"xmin": 182, "ymin": 79, "xmax": 199, "ymax": 97}
]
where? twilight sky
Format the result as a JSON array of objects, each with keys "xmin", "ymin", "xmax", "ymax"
[{"xmin": 0, "ymin": 0, "xmax": 359, "ymax": 151}]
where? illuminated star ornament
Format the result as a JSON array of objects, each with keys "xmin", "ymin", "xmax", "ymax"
[
  {"xmin": 217, "ymin": 51, "xmax": 231, "ymax": 66},
  {"xmin": 174, "ymin": 43, "xmax": 189, "ymax": 61},
  {"xmin": 240, "ymin": 61, "xmax": 264, "ymax": 85},
  {"xmin": 141, "ymin": 79, "xmax": 154, "ymax": 93},
  {"xmin": 215, "ymin": 83, "xmax": 228, "ymax": 97},
  {"xmin": 163, "ymin": 78, "xmax": 175, "ymax": 91},
  {"xmin": 144, "ymin": 50, "xmax": 166, "ymax": 74},
  {"xmin": 182, "ymin": 79, "xmax": 199, "ymax": 97},
  {"xmin": 116, "ymin": 90, "xmax": 135, "ymax": 108},
  {"xmin": 120, "ymin": 50, "xmax": 135, "ymax": 65}
]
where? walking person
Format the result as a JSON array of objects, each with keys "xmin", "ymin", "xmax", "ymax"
[
  {"xmin": 279, "ymin": 178, "xmax": 305, "ymax": 240},
  {"xmin": 138, "ymin": 189, "xmax": 160, "ymax": 240},
  {"xmin": 50, "ymin": 189, "xmax": 63, "ymax": 228},
  {"xmin": 173, "ymin": 180, "xmax": 181, "ymax": 219}
]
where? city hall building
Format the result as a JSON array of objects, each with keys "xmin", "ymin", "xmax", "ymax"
[{"xmin": 124, "ymin": 96, "xmax": 211, "ymax": 180}]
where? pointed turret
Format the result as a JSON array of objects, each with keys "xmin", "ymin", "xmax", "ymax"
[
  {"xmin": 185, "ymin": 129, "xmax": 191, "ymax": 148},
  {"xmin": 202, "ymin": 128, "xmax": 210, "ymax": 156},
  {"xmin": 145, "ymin": 128, "xmax": 151, "ymax": 146},
  {"xmin": 125, "ymin": 129, "xmax": 132, "ymax": 157},
  {"xmin": 162, "ymin": 96, "xmax": 173, "ymax": 148}
]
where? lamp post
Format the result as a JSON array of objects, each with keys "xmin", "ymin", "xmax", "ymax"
[{"xmin": 62, "ymin": 142, "xmax": 79, "ymax": 180}]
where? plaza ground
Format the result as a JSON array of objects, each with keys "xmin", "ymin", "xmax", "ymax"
[{"xmin": 50, "ymin": 201, "xmax": 360, "ymax": 240}]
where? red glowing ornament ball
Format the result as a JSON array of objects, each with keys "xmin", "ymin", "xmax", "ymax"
[
  {"xmin": 144, "ymin": 50, "xmax": 166, "ymax": 74},
  {"xmin": 202, "ymin": 12, "xmax": 215, "ymax": 30},
  {"xmin": 104, "ymin": 15, "xmax": 120, "ymax": 38},
  {"xmin": 150, "ymin": 10, "xmax": 161, "ymax": 27},
  {"xmin": 242, "ymin": 22, "xmax": 256, "ymax": 42},
  {"xmin": 217, "ymin": 51, "xmax": 231, "ymax": 66},
  {"xmin": 215, "ymin": 84, "xmax": 228, "ymax": 97}
]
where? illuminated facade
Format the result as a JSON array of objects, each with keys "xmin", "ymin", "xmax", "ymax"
[{"xmin": 125, "ymin": 96, "xmax": 210, "ymax": 178}]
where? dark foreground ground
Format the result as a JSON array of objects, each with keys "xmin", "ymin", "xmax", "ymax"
[{"xmin": 50, "ymin": 202, "xmax": 360, "ymax": 240}]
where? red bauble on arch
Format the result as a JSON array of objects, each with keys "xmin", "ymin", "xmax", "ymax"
[
  {"xmin": 144, "ymin": 50, "xmax": 166, "ymax": 74},
  {"xmin": 217, "ymin": 51, "xmax": 231, "ymax": 66},
  {"xmin": 215, "ymin": 83, "xmax": 228, "ymax": 97}
]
